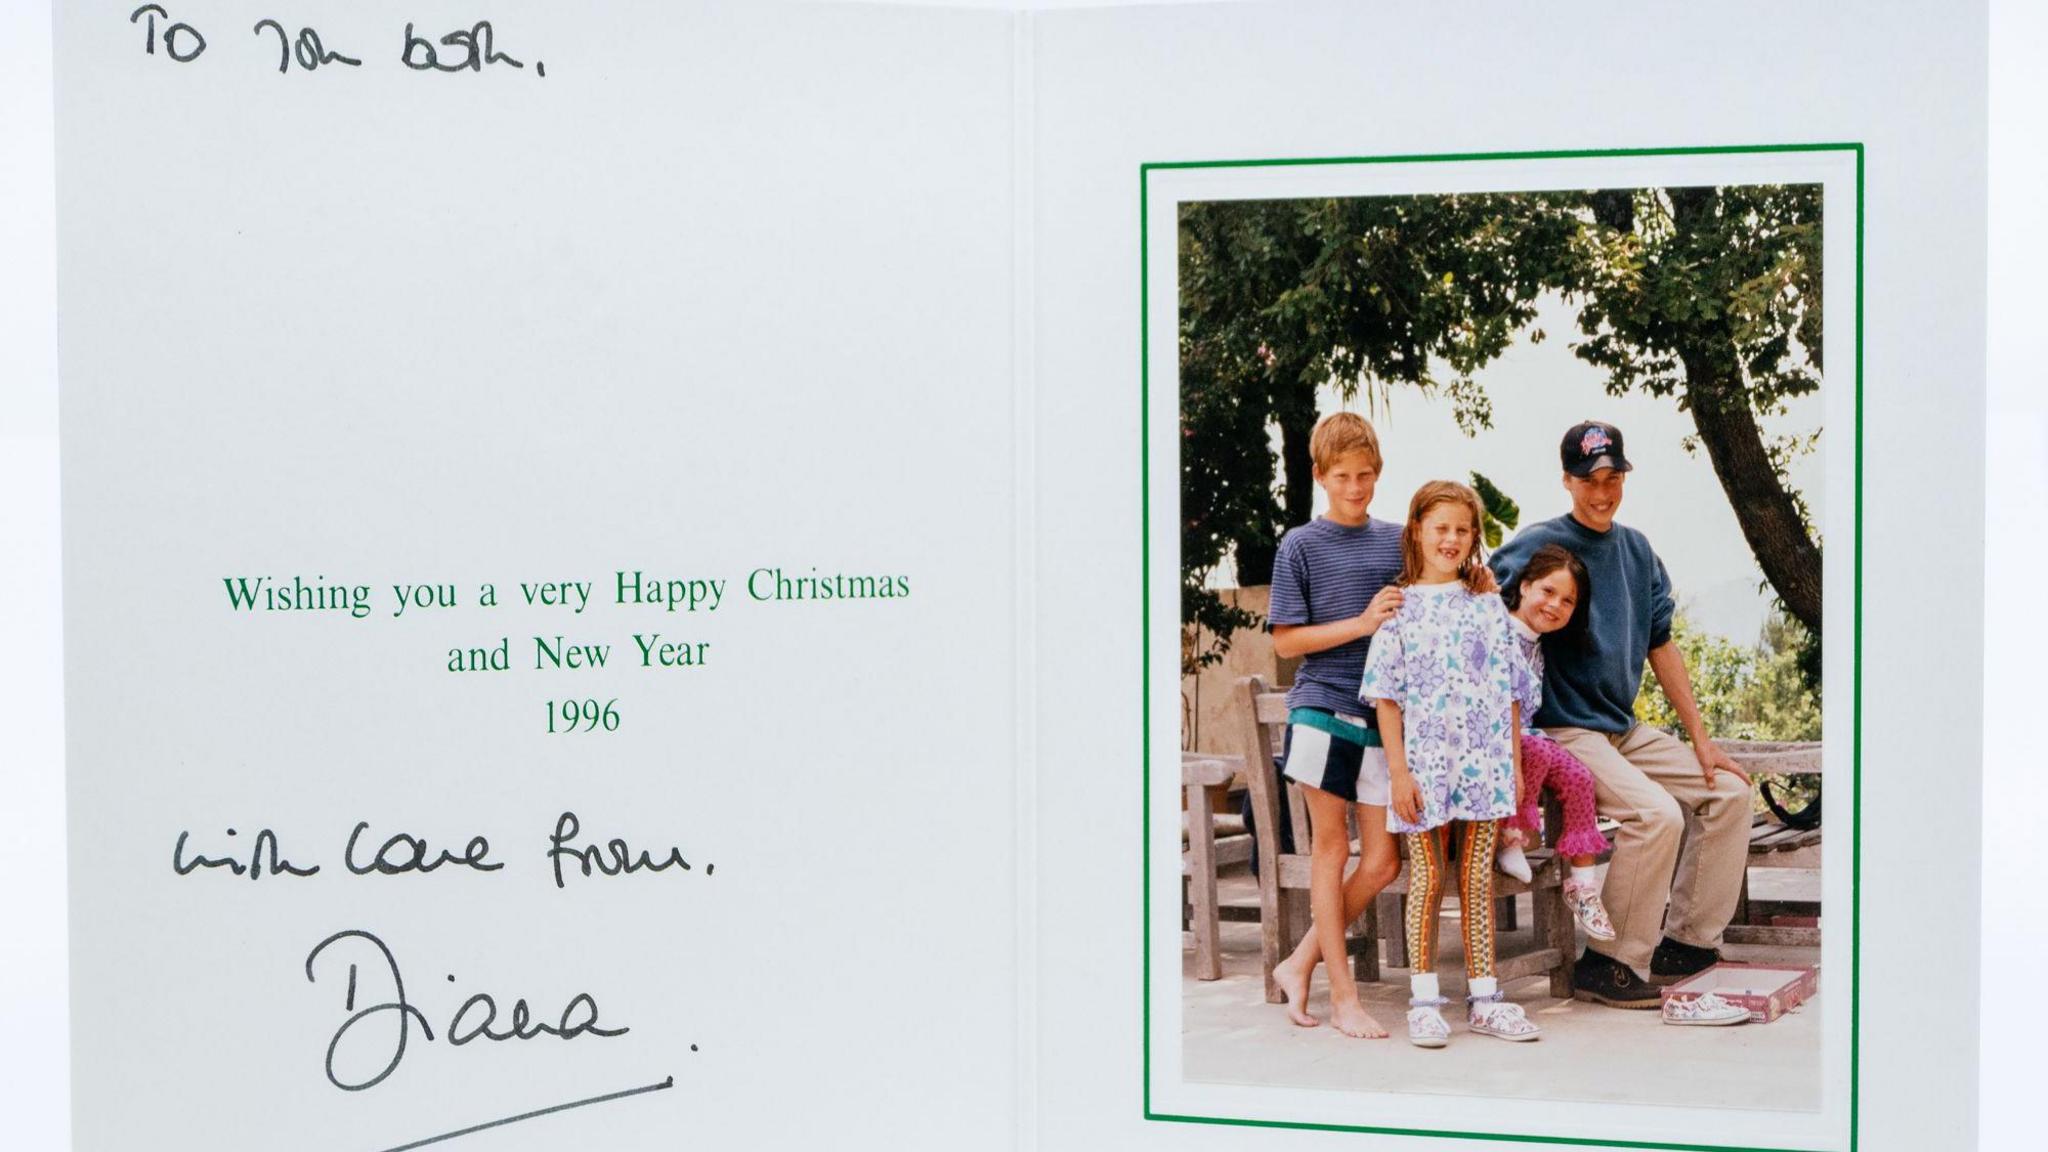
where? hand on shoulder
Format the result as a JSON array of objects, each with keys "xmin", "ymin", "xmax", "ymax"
[{"xmin": 1360, "ymin": 584, "xmax": 1404, "ymax": 635}]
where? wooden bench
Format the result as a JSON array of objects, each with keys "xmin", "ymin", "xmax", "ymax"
[
  {"xmin": 1232, "ymin": 676, "xmax": 1576, "ymax": 1002},
  {"xmin": 1721, "ymin": 740, "xmax": 1823, "ymax": 948}
]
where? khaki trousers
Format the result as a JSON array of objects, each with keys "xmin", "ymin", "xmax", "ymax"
[{"xmin": 1546, "ymin": 724, "xmax": 1751, "ymax": 971}]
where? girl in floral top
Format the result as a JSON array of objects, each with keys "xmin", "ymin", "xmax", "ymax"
[{"xmin": 1359, "ymin": 481, "xmax": 1543, "ymax": 1047}]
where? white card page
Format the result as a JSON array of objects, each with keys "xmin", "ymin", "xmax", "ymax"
[
  {"xmin": 1029, "ymin": 4, "xmax": 1982, "ymax": 1152},
  {"xmin": 57, "ymin": 2, "xmax": 1020, "ymax": 1149}
]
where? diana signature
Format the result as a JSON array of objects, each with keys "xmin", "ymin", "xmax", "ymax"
[{"xmin": 303, "ymin": 929, "xmax": 627, "ymax": 1091}]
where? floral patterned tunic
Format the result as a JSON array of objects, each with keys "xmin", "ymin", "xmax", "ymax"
[
  {"xmin": 1507, "ymin": 614, "xmax": 1549, "ymax": 733},
  {"xmin": 1358, "ymin": 582, "xmax": 1542, "ymax": 833}
]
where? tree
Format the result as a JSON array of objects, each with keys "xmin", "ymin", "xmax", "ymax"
[
  {"xmin": 1177, "ymin": 193, "xmax": 1580, "ymax": 655},
  {"xmin": 1569, "ymin": 186, "xmax": 1824, "ymax": 645},
  {"xmin": 1177, "ymin": 186, "xmax": 1828, "ymax": 680}
]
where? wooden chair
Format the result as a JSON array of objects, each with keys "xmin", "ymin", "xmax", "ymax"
[
  {"xmin": 1233, "ymin": 676, "xmax": 1576, "ymax": 1003},
  {"xmin": 1182, "ymin": 752, "xmax": 1256, "ymax": 980}
]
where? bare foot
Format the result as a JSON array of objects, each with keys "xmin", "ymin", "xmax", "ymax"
[
  {"xmin": 1273, "ymin": 954, "xmax": 1319, "ymax": 1027},
  {"xmin": 1329, "ymin": 1000, "xmax": 1388, "ymax": 1039}
]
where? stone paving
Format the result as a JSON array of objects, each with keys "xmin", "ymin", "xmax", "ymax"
[{"xmin": 1182, "ymin": 872, "xmax": 1824, "ymax": 1112}]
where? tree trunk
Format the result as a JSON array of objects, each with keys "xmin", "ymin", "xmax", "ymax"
[
  {"xmin": 1280, "ymin": 410, "xmax": 1315, "ymax": 532},
  {"xmin": 1663, "ymin": 188, "xmax": 1823, "ymax": 636},
  {"xmin": 1228, "ymin": 405, "xmax": 1310, "ymax": 582},
  {"xmin": 1233, "ymin": 410, "xmax": 1310, "ymax": 588},
  {"xmin": 1236, "ymin": 537, "xmax": 1278, "ymax": 589},
  {"xmin": 1676, "ymin": 349, "xmax": 1824, "ymax": 635},
  {"xmin": 1590, "ymin": 188, "xmax": 1635, "ymax": 233}
]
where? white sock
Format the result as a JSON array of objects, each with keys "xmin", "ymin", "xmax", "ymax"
[
  {"xmin": 1410, "ymin": 973, "xmax": 1441, "ymax": 1002},
  {"xmin": 1570, "ymin": 865, "xmax": 1598, "ymax": 889},
  {"xmin": 1468, "ymin": 976, "xmax": 1499, "ymax": 1000}
]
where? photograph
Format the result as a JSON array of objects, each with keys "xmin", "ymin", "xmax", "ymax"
[{"xmin": 1149, "ymin": 151, "xmax": 1857, "ymax": 1149}]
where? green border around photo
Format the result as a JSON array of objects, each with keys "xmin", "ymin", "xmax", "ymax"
[{"xmin": 1140, "ymin": 143, "xmax": 1863, "ymax": 1152}]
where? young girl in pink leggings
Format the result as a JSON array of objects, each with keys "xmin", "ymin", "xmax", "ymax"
[{"xmin": 1496, "ymin": 544, "xmax": 1615, "ymax": 942}]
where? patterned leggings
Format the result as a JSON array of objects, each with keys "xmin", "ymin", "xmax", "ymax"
[
  {"xmin": 1405, "ymin": 819, "xmax": 1500, "ymax": 980},
  {"xmin": 1511, "ymin": 732, "xmax": 1609, "ymax": 858}
]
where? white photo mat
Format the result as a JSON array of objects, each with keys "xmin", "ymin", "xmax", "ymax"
[{"xmin": 1143, "ymin": 148, "xmax": 1860, "ymax": 1151}]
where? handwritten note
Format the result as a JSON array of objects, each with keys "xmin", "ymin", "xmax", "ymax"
[{"xmin": 127, "ymin": 6, "xmax": 548, "ymax": 78}]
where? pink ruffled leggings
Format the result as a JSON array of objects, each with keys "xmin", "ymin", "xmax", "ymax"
[{"xmin": 1512, "ymin": 732, "xmax": 1609, "ymax": 858}]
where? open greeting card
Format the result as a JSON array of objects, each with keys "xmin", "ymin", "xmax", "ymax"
[{"xmin": 54, "ymin": 2, "xmax": 1983, "ymax": 1150}]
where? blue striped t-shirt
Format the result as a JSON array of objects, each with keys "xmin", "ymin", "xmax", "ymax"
[{"xmin": 1267, "ymin": 516, "xmax": 1405, "ymax": 721}]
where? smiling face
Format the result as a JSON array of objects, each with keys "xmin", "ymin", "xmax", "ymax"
[
  {"xmin": 1414, "ymin": 501, "xmax": 1478, "ymax": 583},
  {"xmin": 1564, "ymin": 466, "xmax": 1627, "ymax": 532},
  {"xmin": 1314, "ymin": 448, "xmax": 1379, "ymax": 527},
  {"xmin": 1515, "ymin": 568, "xmax": 1581, "ymax": 635}
]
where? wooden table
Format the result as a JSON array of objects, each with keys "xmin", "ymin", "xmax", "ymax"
[{"xmin": 1720, "ymin": 740, "xmax": 1823, "ymax": 948}]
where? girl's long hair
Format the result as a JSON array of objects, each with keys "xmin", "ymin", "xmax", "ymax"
[{"xmin": 1396, "ymin": 480, "xmax": 1490, "ymax": 592}]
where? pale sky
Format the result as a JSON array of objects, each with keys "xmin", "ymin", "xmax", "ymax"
[{"xmin": 1219, "ymin": 292, "xmax": 1826, "ymax": 646}]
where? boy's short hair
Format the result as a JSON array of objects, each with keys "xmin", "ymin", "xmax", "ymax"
[{"xmin": 1308, "ymin": 411, "xmax": 1383, "ymax": 473}]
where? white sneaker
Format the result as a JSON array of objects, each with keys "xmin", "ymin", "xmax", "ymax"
[
  {"xmin": 1467, "ymin": 992, "xmax": 1542, "ymax": 1041},
  {"xmin": 1662, "ymin": 990, "xmax": 1750, "ymax": 1027},
  {"xmin": 1496, "ymin": 840, "xmax": 1532, "ymax": 884},
  {"xmin": 1564, "ymin": 879, "xmax": 1617, "ymax": 941},
  {"xmin": 1407, "ymin": 998, "xmax": 1451, "ymax": 1048}
]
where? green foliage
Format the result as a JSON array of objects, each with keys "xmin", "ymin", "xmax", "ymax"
[
  {"xmin": 1570, "ymin": 186, "xmax": 1824, "ymax": 530},
  {"xmin": 1632, "ymin": 611, "xmax": 1821, "ymax": 742},
  {"xmin": 1176, "ymin": 186, "xmax": 1826, "ymax": 661},
  {"xmin": 1177, "ymin": 194, "xmax": 1582, "ymax": 650},
  {"xmin": 1470, "ymin": 471, "xmax": 1520, "ymax": 551},
  {"xmin": 1180, "ymin": 320, "xmax": 1286, "ymax": 666},
  {"xmin": 1181, "ymin": 579, "xmax": 1261, "ymax": 677},
  {"xmin": 1566, "ymin": 187, "xmax": 1826, "ymax": 645},
  {"xmin": 1180, "ymin": 193, "xmax": 1585, "ymax": 435},
  {"xmin": 1569, "ymin": 186, "xmax": 1822, "ymax": 408}
]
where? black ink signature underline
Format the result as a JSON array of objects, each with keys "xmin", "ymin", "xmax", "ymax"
[{"xmin": 376, "ymin": 1075, "xmax": 674, "ymax": 1152}]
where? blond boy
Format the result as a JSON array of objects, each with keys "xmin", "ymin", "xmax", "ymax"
[{"xmin": 1265, "ymin": 413, "xmax": 1406, "ymax": 1038}]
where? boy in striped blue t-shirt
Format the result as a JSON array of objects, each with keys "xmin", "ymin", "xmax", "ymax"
[{"xmin": 1264, "ymin": 412, "xmax": 1406, "ymax": 1039}]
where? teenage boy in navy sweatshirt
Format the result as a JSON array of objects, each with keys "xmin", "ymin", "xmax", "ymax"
[{"xmin": 1489, "ymin": 421, "xmax": 1751, "ymax": 1010}]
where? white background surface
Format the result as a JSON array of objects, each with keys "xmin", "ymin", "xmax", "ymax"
[{"xmin": 2, "ymin": 1, "xmax": 2037, "ymax": 1149}]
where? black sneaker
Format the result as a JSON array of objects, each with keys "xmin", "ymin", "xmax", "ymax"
[
  {"xmin": 1571, "ymin": 948, "xmax": 1661, "ymax": 1009},
  {"xmin": 1649, "ymin": 937, "xmax": 1722, "ymax": 984}
]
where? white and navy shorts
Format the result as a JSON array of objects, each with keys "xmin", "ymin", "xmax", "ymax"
[{"xmin": 1280, "ymin": 707, "xmax": 1391, "ymax": 807}]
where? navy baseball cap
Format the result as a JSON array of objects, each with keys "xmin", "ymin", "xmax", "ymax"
[{"xmin": 1561, "ymin": 420, "xmax": 1633, "ymax": 476}]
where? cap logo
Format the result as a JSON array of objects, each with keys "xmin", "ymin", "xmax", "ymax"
[{"xmin": 1580, "ymin": 426, "xmax": 1613, "ymax": 455}]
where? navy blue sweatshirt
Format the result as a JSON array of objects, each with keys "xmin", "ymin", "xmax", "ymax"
[{"xmin": 1488, "ymin": 514, "xmax": 1674, "ymax": 733}]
